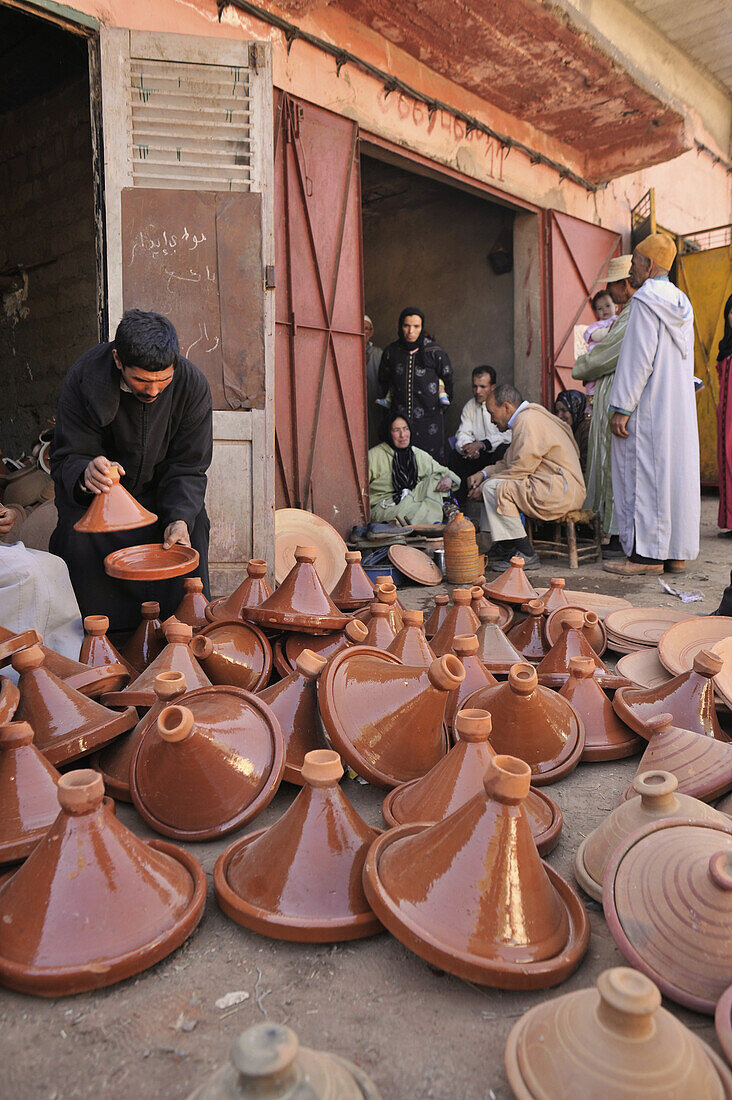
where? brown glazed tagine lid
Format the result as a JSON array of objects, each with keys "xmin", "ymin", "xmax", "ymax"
[
  {"xmin": 0, "ymin": 721, "xmax": 61, "ymax": 865},
  {"xmin": 363, "ymin": 753, "xmax": 589, "ymax": 989},
  {"xmin": 559, "ymin": 657, "xmax": 642, "ymax": 762},
  {"xmin": 0, "ymin": 769, "xmax": 206, "ymax": 996},
  {"xmin": 257, "ymin": 650, "xmax": 327, "ymax": 785},
  {"xmin": 623, "ymin": 713, "xmax": 732, "ymax": 803},
  {"xmin": 716, "ymin": 985, "xmax": 732, "ymax": 1069},
  {"xmin": 536, "ymin": 609, "xmax": 614, "ymax": 689},
  {"xmin": 387, "ymin": 609, "xmax": 435, "ymax": 667},
  {"xmin": 174, "ymin": 578, "xmax": 209, "ymax": 633},
  {"xmin": 275, "ymin": 620, "xmax": 368, "ymax": 678},
  {"xmin": 424, "ymin": 594, "xmax": 449, "ymax": 640},
  {"xmin": 205, "ymin": 559, "xmax": 273, "ymax": 623},
  {"xmin": 545, "ymin": 605, "xmax": 607, "ymax": 656},
  {"xmin": 245, "ymin": 547, "xmax": 349, "ymax": 635},
  {"xmin": 123, "ymin": 601, "xmax": 165, "ymax": 673},
  {"xmin": 214, "ymin": 749, "xmax": 381, "ymax": 942},
  {"xmin": 329, "ymin": 551, "xmax": 375, "ymax": 611},
  {"xmin": 506, "ymin": 600, "xmax": 549, "ymax": 664},
  {"xmin": 80, "ymin": 615, "xmax": 136, "ymax": 678},
  {"xmin": 603, "ymin": 818, "xmax": 732, "ymax": 1013},
  {"xmin": 505, "ymin": 966, "xmax": 732, "ymax": 1100},
  {"xmin": 382, "ymin": 709, "xmax": 562, "ymax": 856},
  {"xmin": 445, "ymin": 635, "xmax": 497, "ymax": 732},
  {"xmin": 469, "ymin": 584, "xmax": 492, "ymax": 618},
  {"xmin": 575, "ymin": 769, "xmax": 731, "ymax": 902},
  {"xmin": 354, "ymin": 583, "xmax": 404, "ymax": 635},
  {"xmin": 475, "ymin": 605, "xmax": 524, "ymax": 674},
  {"xmin": 0, "ymin": 676, "xmax": 20, "ymax": 725},
  {"xmin": 12, "ymin": 645, "xmax": 137, "ymax": 767},
  {"xmin": 73, "ymin": 463, "xmax": 157, "ymax": 533},
  {"xmin": 430, "ymin": 589, "xmax": 479, "ymax": 657},
  {"xmin": 190, "ymin": 620, "xmax": 272, "ymax": 693},
  {"xmin": 0, "ymin": 628, "xmax": 42, "ymax": 668},
  {"xmin": 102, "ymin": 619, "xmax": 211, "ymax": 709},
  {"xmin": 463, "ymin": 664, "xmax": 585, "ymax": 785},
  {"xmin": 612, "ymin": 649, "xmax": 729, "ymax": 742},
  {"xmin": 318, "ymin": 648, "xmax": 463, "ymax": 789},
  {"xmin": 541, "ymin": 577, "xmax": 569, "ymax": 616},
  {"xmin": 187, "ymin": 1021, "xmax": 382, "ymax": 1100},
  {"xmin": 374, "ymin": 576, "xmax": 406, "ymax": 611},
  {"xmin": 130, "ymin": 697, "xmax": 285, "ymax": 841},
  {"xmin": 483, "ymin": 556, "xmax": 539, "ymax": 606},
  {"xmin": 16, "ymin": 631, "xmax": 129, "ymax": 698},
  {"xmin": 363, "ymin": 602, "xmax": 397, "ymax": 649}
]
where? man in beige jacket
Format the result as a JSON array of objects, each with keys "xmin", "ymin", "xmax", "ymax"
[{"xmin": 467, "ymin": 383, "xmax": 586, "ymax": 570}]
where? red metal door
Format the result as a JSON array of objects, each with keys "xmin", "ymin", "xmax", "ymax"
[
  {"xmin": 274, "ymin": 92, "xmax": 368, "ymax": 535},
  {"xmin": 546, "ymin": 210, "xmax": 621, "ymax": 401}
]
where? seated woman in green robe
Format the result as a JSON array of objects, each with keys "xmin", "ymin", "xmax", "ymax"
[{"xmin": 368, "ymin": 413, "xmax": 460, "ymax": 525}]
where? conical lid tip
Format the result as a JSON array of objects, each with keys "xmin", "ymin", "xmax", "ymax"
[
  {"xmin": 295, "ymin": 649, "xmax": 327, "ymax": 679},
  {"xmin": 484, "ymin": 754, "xmax": 531, "ymax": 804},
  {"xmin": 154, "ymin": 670, "xmax": 188, "ymax": 699},
  {"xmin": 455, "ymin": 708, "xmax": 491, "ymax": 742},
  {"xmin": 508, "ymin": 662, "xmax": 538, "ymax": 695},
  {"xmin": 157, "ymin": 704, "xmax": 195, "ymax": 743},
  {"xmin": 230, "ymin": 1024, "xmax": 299, "ymax": 1079},
  {"xmin": 428, "ymin": 654, "xmax": 465, "ymax": 691},
  {"xmin": 596, "ymin": 968, "xmax": 661, "ymax": 1037},
  {"xmin": 301, "ymin": 749, "xmax": 343, "ymax": 787},
  {"xmin": 58, "ymin": 769, "xmax": 105, "ymax": 814},
  {"xmin": 84, "ymin": 615, "xmax": 109, "ymax": 635}
]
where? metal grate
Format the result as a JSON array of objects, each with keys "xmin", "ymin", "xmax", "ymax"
[
  {"xmin": 679, "ymin": 224, "xmax": 732, "ymax": 254},
  {"xmin": 130, "ymin": 59, "xmax": 252, "ymax": 190}
]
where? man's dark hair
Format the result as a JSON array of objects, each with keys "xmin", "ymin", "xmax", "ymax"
[
  {"xmin": 472, "ymin": 364, "xmax": 497, "ymax": 385},
  {"xmin": 492, "ymin": 382, "xmax": 523, "ymax": 407},
  {"xmin": 591, "ymin": 289, "xmax": 612, "ymax": 309},
  {"xmin": 114, "ymin": 310, "xmax": 180, "ymax": 372}
]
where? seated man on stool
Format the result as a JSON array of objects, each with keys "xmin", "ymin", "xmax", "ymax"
[
  {"xmin": 450, "ymin": 365, "xmax": 512, "ymax": 506},
  {"xmin": 467, "ymin": 383, "xmax": 586, "ymax": 571}
]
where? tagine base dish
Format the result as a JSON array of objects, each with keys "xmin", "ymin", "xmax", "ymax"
[{"xmin": 104, "ymin": 543, "xmax": 199, "ymax": 581}]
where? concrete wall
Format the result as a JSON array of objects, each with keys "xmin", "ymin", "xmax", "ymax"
[{"xmin": 0, "ymin": 75, "xmax": 97, "ymax": 455}]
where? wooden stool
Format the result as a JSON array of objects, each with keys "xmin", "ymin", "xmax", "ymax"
[{"xmin": 525, "ymin": 509, "xmax": 602, "ymax": 570}]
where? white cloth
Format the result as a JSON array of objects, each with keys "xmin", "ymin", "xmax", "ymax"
[
  {"xmin": 455, "ymin": 398, "xmax": 512, "ymax": 452},
  {"xmin": 609, "ymin": 277, "xmax": 699, "ymax": 561},
  {"xmin": 507, "ymin": 400, "xmax": 530, "ymax": 429},
  {"xmin": 479, "ymin": 480, "xmax": 526, "ymax": 542}
]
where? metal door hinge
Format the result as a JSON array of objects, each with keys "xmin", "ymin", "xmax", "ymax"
[{"xmin": 265, "ymin": 265, "xmax": 275, "ymax": 289}]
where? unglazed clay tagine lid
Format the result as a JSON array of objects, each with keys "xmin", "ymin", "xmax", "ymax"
[
  {"xmin": 190, "ymin": 620, "xmax": 272, "ymax": 693},
  {"xmin": 0, "ymin": 721, "xmax": 61, "ymax": 865},
  {"xmin": 206, "ymin": 559, "xmax": 273, "ymax": 622},
  {"xmin": 246, "ymin": 546, "xmax": 349, "ymax": 634},
  {"xmin": 131, "ymin": 693, "xmax": 285, "ymax": 841},
  {"xmin": 0, "ymin": 629, "xmax": 42, "ymax": 669},
  {"xmin": 716, "ymin": 984, "xmax": 732, "ymax": 1069},
  {"xmin": 102, "ymin": 620, "xmax": 211, "ymax": 709},
  {"xmin": 657, "ymin": 615, "xmax": 732, "ymax": 677},
  {"xmin": 574, "ymin": 769, "xmax": 731, "ymax": 903},
  {"xmin": 187, "ymin": 1022, "xmax": 382, "ymax": 1100},
  {"xmin": 104, "ymin": 542, "xmax": 200, "ymax": 581},
  {"xmin": 214, "ymin": 749, "xmax": 382, "ymax": 942},
  {"xmin": 424, "ymin": 594, "xmax": 450, "ymax": 640},
  {"xmin": 257, "ymin": 650, "xmax": 327, "ymax": 785},
  {"xmin": 475, "ymin": 606, "xmax": 524, "ymax": 674},
  {"xmin": 364, "ymin": 753, "xmax": 589, "ymax": 989},
  {"xmin": 545, "ymin": 605, "xmax": 607, "ymax": 656},
  {"xmin": 483, "ymin": 556, "xmax": 539, "ymax": 606},
  {"xmin": 275, "ymin": 508, "xmax": 348, "ymax": 591},
  {"xmin": 463, "ymin": 664, "xmax": 585, "ymax": 785},
  {"xmin": 615, "ymin": 648, "xmax": 673, "ymax": 690},
  {"xmin": 559, "ymin": 657, "xmax": 642, "ymax": 762},
  {"xmin": 387, "ymin": 609, "xmax": 436, "ymax": 667},
  {"xmin": 387, "ymin": 543, "xmax": 442, "ymax": 586},
  {"xmin": 603, "ymin": 818, "xmax": 732, "ymax": 1013},
  {"xmin": 174, "ymin": 578, "xmax": 209, "ymax": 632},
  {"xmin": 0, "ymin": 677, "xmax": 20, "ymax": 725},
  {"xmin": 430, "ymin": 588, "xmax": 479, "ymax": 657},
  {"xmin": 123, "ymin": 601, "xmax": 165, "ymax": 673},
  {"xmin": 318, "ymin": 648, "xmax": 463, "ymax": 789},
  {"xmin": 624, "ymin": 713, "xmax": 732, "ymax": 803},
  {"xmin": 73, "ymin": 464, "xmax": 158, "ymax": 534},
  {"xmin": 506, "ymin": 600, "xmax": 549, "ymax": 664},
  {"xmin": 505, "ymin": 966, "xmax": 732, "ymax": 1100},
  {"xmin": 0, "ymin": 769, "xmax": 206, "ymax": 996},
  {"xmin": 612, "ymin": 648, "xmax": 728, "ymax": 742},
  {"xmin": 382, "ymin": 708, "xmax": 562, "ymax": 857},
  {"xmin": 80, "ymin": 615, "xmax": 135, "ymax": 679},
  {"xmin": 276, "ymin": 619, "xmax": 368, "ymax": 678},
  {"xmin": 329, "ymin": 551, "xmax": 376, "ymax": 610},
  {"xmin": 12, "ymin": 645, "xmax": 138, "ymax": 766}
]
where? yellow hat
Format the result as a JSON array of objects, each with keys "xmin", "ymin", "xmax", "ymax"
[{"xmin": 635, "ymin": 232, "xmax": 677, "ymax": 271}]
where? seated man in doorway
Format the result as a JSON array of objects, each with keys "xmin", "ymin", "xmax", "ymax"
[
  {"xmin": 467, "ymin": 383, "xmax": 585, "ymax": 571},
  {"xmin": 449, "ymin": 365, "xmax": 512, "ymax": 505}
]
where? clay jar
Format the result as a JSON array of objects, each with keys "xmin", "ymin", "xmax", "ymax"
[
  {"xmin": 79, "ymin": 615, "xmax": 135, "ymax": 678},
  {"xmin": 382, "ymin": 708, "xmax": 563, "ymax": 856},
  {"xmin": 73, "ymin": 463, "xmax": 157, "ymax": 533},
  {"xmin": 214, "ymin": 749, "xmax": 382, "ymax": 942},
  {"xmin": 506, "ymin": 600, "xmax": 549, "ymax": 664},
  {"xmin": 123, "ymin": 602, "xmax": 165, "ymax": 673},
  {"xmin": 274, "ymin": 619, "xmax": 368, "ymax": 678},
  {"xmin": 625, "ymin": 713, "xmax": 732, "ymax": 803},
  {"xmin": 560, "ymin": 657, "xmax": 642, "ymax": 762},
  {"xmin": 329, "ymin": 551, "xmax": 375, "ymax": 611},
  {"xmin": 363, "ymin": 602, "xmax": 397, "ymax": 649},
  {"xmin": 257, "ymin": 650, "xmax": 327, "ymax": 785},
  {"xmin": 245, "ymin": 546, "xmax": 348, "ymax": 634},
  {"xmin": 463, "ymin": 663, "xmax": 585, "ymax": 785},
  {"xmin": 387, "ymin": 609, "xmax": 435, "ymax": 667},
  {"xmin": 536, "ymin": 609, "xmax": 610, "ymax": 688},
  {"xmin": 174, "ymin": 578, "xmax": 209, "ymax": 633},
  {"xmin": 445, "ymin": 635, "xmax": 497, "ymax": 733},
  {"xmin": 504, "ymin": 966, "xmax": 732, "ymax": 1099},
  {"xmin": 475, "ymin": 605, "xmax": 524, "ymax": 675},
  {"xmin": 612, "ymin": 648, "xmax": 729, "ymax": 742},
  {"xmin": 190, "ymin": 619, "xmax": 272, "ymax": 693},
  {"xmin": 205, "ymin": 559, "xmax": 273, "ymax": 622},
  {"xmin": 430, "ymin": 589, "xmax": 479, "ymax": 657},
  {"xmin": 542, "ymin": 577, "xmax": 569, "ymax": 615},
  {"xmin": 424, "ymin": 594, "xmax": 449, "ymax": 640},
  {"xmin": 483, "ymin": 555, "xmax": 539, "ymax": 605},
  {"xmin": 363, "ymin": 753, "xmax": 589, "ymax": 989},
  {"xmin": 103, "ymin": 619, "xmax": 212, "ymax": 709},
  {"xmin": 0, "ymin": 721, "xmax": 61, "ymax": 865}
]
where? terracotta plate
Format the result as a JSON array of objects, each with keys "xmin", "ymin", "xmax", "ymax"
[
  {"xmin": 658, "ymin": 616, "xmax": 732, "ymax": 678},
  {"xmin": 0, "ymin": 630, "xmax": 41, "ymax": 669},
  {"xmin": 712, "ymin": 637, "xmax": 732, "ymax": 710},
  {"xmin": 615, "ymin": 650, "xmax": 673, "ymax": 690},
  {"xmin": 387, "ymin": 544, "xmax": 442, "ymax": 586},
  {"xmin": 536, "ymin": 589, "xmax": 632, "ymax": 620},
  {"xmin": 104, "ymin": 543, "xmax": 199, "ymax": 581},
  {"xmin": 275, "ymin": 509, "xmax": 348, "ymax": 591},
  {"xmin": 715, "ymin": 984, "xmax": 732, "ymax": 1067},
  {"xmin": 605, "ymin": 607, "xmax": 694, "ymax": 649}
]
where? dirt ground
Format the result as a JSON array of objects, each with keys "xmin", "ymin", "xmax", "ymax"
[{"xmin": 1, "ymin": 495, "xmax": 729, "ymax": 1099}]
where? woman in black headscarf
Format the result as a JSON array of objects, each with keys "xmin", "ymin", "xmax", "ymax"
[
  {"xmin": 377, "ymin": 307, "xmax": 453, "ymax": 462},
  {"xmin": 368, "ymin": 411, "xmax": 459, "ymax": 524},
  {"xmin": 554, "ymin": 388, "xmax": 591, "ymax": 471},
  {"xmin": 716, "ymin": 293, "xmax": 732, "ymax": 535}
]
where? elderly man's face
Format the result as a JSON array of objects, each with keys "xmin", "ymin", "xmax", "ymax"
[
  {"xmin": 485, "ymin": 392, "xmax": 512, "ymax": 432},
  {"xmin": 364, "ymin": 319, "xmax": 374, "ymax": 344},
  {"xmin": 401, "ymin": 315, "xmax": 422, "ymax": 344},
  {"xmin": 629, "ymin": 251, "xmax": 652, "ymax": 289},
  {"xmin": 608, "ymin": 279, "xmax": 633, "ymax": 307},
  {"xmin": 472, "ymin": 373, "xmax": 494, "ymax": 405}
]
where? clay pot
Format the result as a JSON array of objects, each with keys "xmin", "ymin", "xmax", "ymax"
[
  {"xmin": 102, "ymin": 619, "xmax": 212, "ymax": 709},
  {"xmin": 329, "ymin": 551, "xmax": 375, "ymax": 611},
  {"xmin": 542, "ymin": 577, "xmax": 569, "ymax": 616},
  {"xmin": 190, "ymin": 620, "xmax": 272, "ymax": 693},
  {"xmin": 430, "ymin": 589, "xmax": 480, "ymax": 657},
  {"xmin": 355, "ymin": 583, "xmax": 404, "ymax": 636},
  {"xmin": 257, "ymin": 651, "xmax": 327, "ymax": 785},
  {"xmin": 0, "ymin": 721, "xmax": 61, "ymax": 865},
  {"xmin": 80, "ymin": 615, "xmax": 136, "ymax": 678},
  {"xmin": 187, "ymin": 1022, "xmax": 382, "ymax": 1100},
  {"xmin": 474, "ymin": 605, "xmax": 524, "ymax": 675},
  {"xmin": 463, "ymin": 664, "xmax": 585, "ymax": 785},
  {"xmin": 363, "ymin": 753, "xmax": 589, "ymax": 988},
  {"xmin": 559, "ymin": 657, "xmax": 642, "ymax": 762},
  {"xmin": 612, "ymin": 649, "xmax": 729, "ymax": 742},
  {"xmin": 625, "ymin": 713, "xmax": 732, "ymax": 803},
  {"xmin": 545, "ymin": 605, "xmax": 607, "ymax": 656},
  {"xmin": 214, "ymin": 749, "xmax": 381, "ymax": 941},
  {"xmin": 131, "ymin": 695, "xmax": 285, "ymax": 841},
  {"xmin": 506, "ymin": 600, "xmax": 549, "ymax": 664},
  {"xmin": 273, "ymin": 620, "xmax": 368, "ymax": 678},
  {"xmin": 12, "ymin": 645, "xmax": 137, "ymax": 766},
  {"xmin": 123, "ymin": 602, "xmax": 165, "ymax": 673},
  {"xmin": 73, "ymin": 464, "xmax": 157, "ymax": 533},
  {"xmin": 505, "ymin": 966, "xmax": 732, "ymax": 1099},
  {"xmin": 387, "ymin": 610, "xmax": 435, "ymax": 667},
  {"xmin": 536, "ymin": 609, "xmax": 611, "ymax": 689},
  {"xmin": 424, "ymin": 594, "xmax": 449, "ymax": 640},
  {"xmin": 174, "ymin": 578, "xmax": 209, "ymax": 633},
  {"xmin": 483, "ymin": 556, "xmax": 539, "ymax": 605},
  {"xmin": 603, "ymin": 817, "xmax": 732, "ymax": 1013},
  {"xmin": 445, "ymin": 635, "xmax": 497, "ymax": 733},
  {"xmin": 443, "ymin": 510, "xmax": 482, "ymax": 584},
  {"xmin": 575, "ymin": 768, "xmax": 731, "ymax": 902},
  {"xmin": 0, "ymin": 769, "xmax": 205, "ymax": 996},
  {"xmin": 245, "ymin": 547, "xmax": 349, "ymax": 634},
  {"xmin": 318, "ymin": 648, "xmax": 464, "ymax": 789},
  {"xmin": 205, "ymin": 560, "xmax": 273, "ymax": 622},
  {"xmin": 382, "ymin": 708, "xmax": 562, "ymax": 856},
  {"xmin": 0, "ymin": 676, "xmax": 20, "ymax": 725}
]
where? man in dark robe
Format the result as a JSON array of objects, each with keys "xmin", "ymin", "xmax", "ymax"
[{"xmin": 50, "ymin": 310, "xmax": 213, "ymax": 631}]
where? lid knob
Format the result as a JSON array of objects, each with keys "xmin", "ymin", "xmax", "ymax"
[
  {"xmin": 184, "ymin": 577, "xmax": 204, "ymax": 593},
  {"xmin": 483, "ymin": 754, "xmax": 531, "ymax": 803},
  {"xmin": 568, "ymin": 656, "xmax": 595, "ymax": 679},
  {"xmin": 230, "ymin": 1023, "xmax": 299, "ymax": 1079},
  {"xmin": 632, "ymin": 769, "xmax": 678, "ymax": 809},
  {"xmin": 693, "ymin": 648, "xmax": 723, "ymax": 677},
  {"xmin": 0, "ymin": 721, "xmax": 35, "ymax": 748},
  {"xmin": 58, "ymin": 769, "xmax": 105, "ymax": 814},
  {"xmin": 247, "ymin": 559, "xmax": 268, "ymax": 577},
  {"xmin": 562, "ymin": 609, "xmax": 586, "ymax": 630},
  {"xmin": 84, "ymin": 615, "xmax": 109, "ymax": 635},
  {"xmin": 596, "ymin": 968, "xmax": 660, "ymax": 1039},
  {"xmin": 301, "ymin": 749, "xmax": 343, "ymax": 787},
  {"xmin": 453, "ymin": 633, "xmax": 479, "ymax": 656},
  {"xmin": 455, "ymin": 708, "xmax": 492, "ymax": 743},
  {"xmin": 157, "ymin": 704, "xmax": 195, "ymax": 744},
  {"xmin": 164, "ymin": 619, "xmax": 193, "ymax": 643},
  {"xmin": 402, "ymin": 609, "xmax": 423, "ymax": 626},
  {"xmin": 154, "ymin": 670, "xmax": 188, "ymax": 700},
  {"xmin": 11, "ymin": 644, "xmax": 45, "ymax": 672},
  {"xmin": 508, "ymin": 662, "xmax": 538, "ymax": 695},
  {"xmin": 344, "ymin": 551, "xmax": 361, "ymax": 563},
  {"xmin": 428, "ymin": 654, "xmax": 466, "ymax": 692},
  {"xmin": 294, "ymin": 545, "xmax": 317, "ymax": 563},
  {"xmin": 344, "ymin": 619, "xmax": 368, "ymax": 644},
  {"xmin": 295, "ymin": 650, "xmax": 327, "ymax": 680},
  {"xmin": 141, "ymin": 601, "xmax": 160, "ymax": 618},
  {"xmin": 452, "ymin": 589, "xmax": 471, "ymax": 605}
]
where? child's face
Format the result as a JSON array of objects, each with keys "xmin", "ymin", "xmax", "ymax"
[{"xmin": 594, "ymin": 295, "xmax": 615, "ymax": 321}]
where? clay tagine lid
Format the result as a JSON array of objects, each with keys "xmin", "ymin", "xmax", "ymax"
[
  {"xmin": 545, "ymin": 605, "xmax": 607, "ymax": 656},
  {"xmin": 174, "ymin": 578, "xmax": 209, "ymax": 632},
  {"xmin": 363, "ymin": 753, "xmax": 589, "ymax": 988},
  {"xmin": 536, "ymin": 609, "xmax": 611, "ymax": 689},
  {"xmin": 0, "ymin": 628, "xmax": 42, "ymax": 669},
  {"xmin": 387, "ymin": 609, "xmax": 436, "ymax": 667},
  {"xmin": 329, "ymin": 551, "xmax": 376, "ymax": 610},
  {"xmin": 542, "ymin": 577, "xmax": 569, "ymax": 616},
  {"xmin": 560, "ymin": 657, "xmax": 643, "ymax": 762},
  {"xmin": 603, "ymin": 817, "xmax": 732, "ymax": 1013},
  {"xmin": 355, "ymin": 582, "xmax": 404, "ymax": 636},
  {"xmin": 463, "ymin": 663, "xmax": 585, "ymax": 785},
  {"xmin": 318, "ymin": 648, "xmax": 463, "ymax": 788},
  {"xmin": 388, "ymin": 543, "xmax": 442, "ymax": 586},
  {"xmin": 205, "ymin": 559, "xmax": 273, "ymax": 623},
  {"xmin": 0, "ymin": 720, "xmax": 61, "ymax": 864},
  {"xmin": 479, "ymin": 586, "xmax": 515, "ymax": 631},
  {"xmin": 245, "ymin": 546, "xmax": 349, "ymax": 635},
  {"xmin": 12, "ymin": 644, "xmax": 138, "ymax": 766},
  {"xmin": 506, "ymin": 600, "xmax": 548, "ymax": 664},
  {"xmin": 123, "ymin": 601, "xmax": 165, "ymax": 673},
  {"xmin": 80, "ymin": 615, "xmax": 136, "ymax": 679},
  {"xmin": 102, "ymin": 619, "xmax": 212, "ymax": 709},
  {"xmin": 445, "ymin": 635, "xmax": 497, "ymax": 732},
  {"xmin": 190, "ymin": 619, "xmax": 272, "ymax": 693},
  {"xmin": 276, "ymin": 620, "xmax": 368, "ymax": 678},
  {"xmin": 0, "ymin": 769, "xmax": 206, "ymax": 995},
  {"xmin": 382, "ymin": 708, "xmax": 563, "ymax": 857},
  {"xmin": 612, "ymin": 649, "xmax": 728, "ymax": 743},
  {"xmin": 505, "ymin": 966, "xmax": 732, "ymax": 1099},
  {"xmin": 214, "ymin": 749, "xmax": 381, "ymax": 942},
  {"xmin": 483, "ymin": 556, "xmax": 539, "ymax": 606},
  {"xmin": 23, "ymin": 634, "xmax": 129, "ymax": 698},
  {"xmin": 0, "ymin": 676, "xmax": 20, "ymax": 725},
  {"xmin": 73, "ymin": 463, "xmax": 157, "ymax": 533},
  {"xmin": 257, "ymin": 650, "xmax": 327, "ymax": 785},
  {"xmin": 475, "ymin": 605, "xmax": 524, "ymax": 675},
  {"xmin": 362, "ymin": 602, "xmax": 397, "ymax": 650},
  {"xmin": 424, "ymin": 594, "xmax": 450, "ymax": 640},
  {"xmin": 430, "ymin": 588, "xmax": 479, "ymax": 657},
  {"xmin": 624, "ymin": 713, "xmax": 732, "ymax": 803},
  {"xmin": 130, "ymin": 695, "xmax": 285, "ymax": 841}
]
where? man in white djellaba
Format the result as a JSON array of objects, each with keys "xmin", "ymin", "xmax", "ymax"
[{"xmin": 603, "ymin": 232, "xmax": 699, "ymax": 576}]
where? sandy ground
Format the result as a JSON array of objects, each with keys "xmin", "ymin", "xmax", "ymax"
[{"xmin": 1, "ymin": 495, "xmax": 729, "ymax": 1099}]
